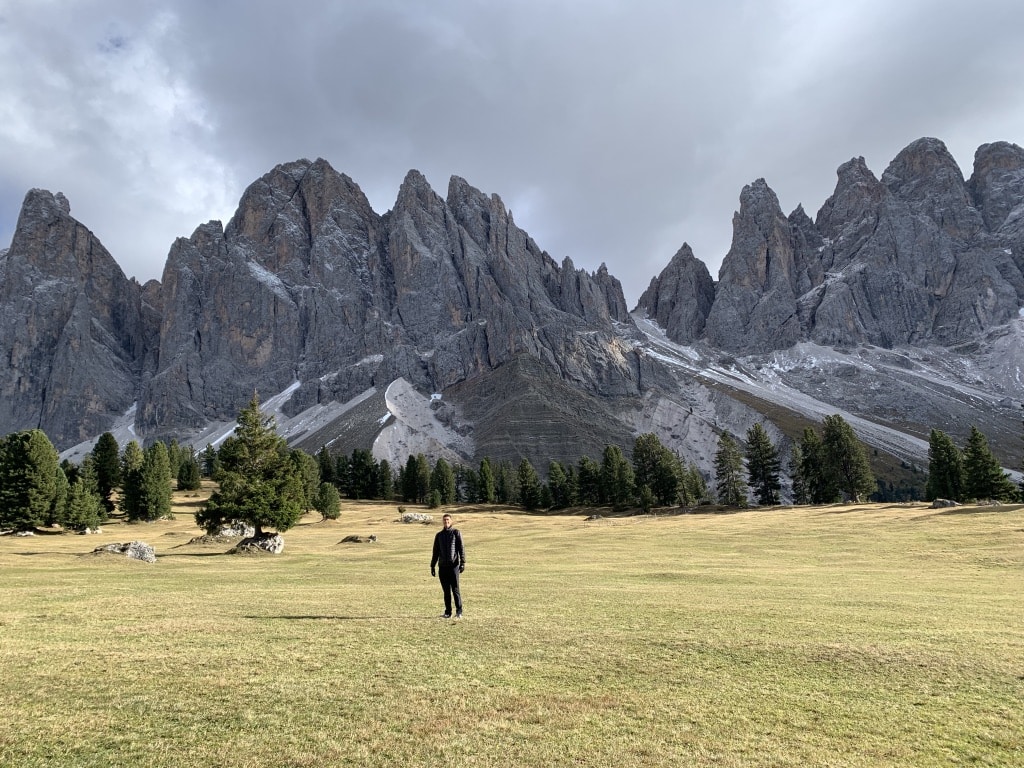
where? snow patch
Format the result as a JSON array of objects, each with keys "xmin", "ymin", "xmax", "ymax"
[
  {"xmin": 59, "ymin": 403, "xmax": 139, "ymax": 463},
  {"xmin": 373, "ymin": 378, "xmax": 472, "ymax": 465},
  {"xmin": 247, "ymin": 260, "xmax": 291, "ymax": 303}
]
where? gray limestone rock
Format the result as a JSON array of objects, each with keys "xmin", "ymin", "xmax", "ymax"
[
  {"xmin": 94, "ymin": 541, "xmax": 157, "ymax": 563},
  {"xmin": 0, "ymin": 190, "xmax": 152, "ymax": 448},
  {"xmin": 635, "ymin": 243, "xmax": 715, "ymax": 343},
  {"xmin": 230, "ymin": 534, "xmax": 285, "ymax": 555}
]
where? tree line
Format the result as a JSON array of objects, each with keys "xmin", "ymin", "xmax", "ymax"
[{"xmin": 1, "ymin": 393, "xmax": 1020, "ymax": 535}]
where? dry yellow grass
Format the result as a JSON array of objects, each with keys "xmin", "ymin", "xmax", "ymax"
[{"xmin": 1, "ymin": 489, "xmax": 1022, "ymax": 767}]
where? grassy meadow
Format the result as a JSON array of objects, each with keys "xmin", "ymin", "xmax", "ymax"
[{"xmin": 1, "ymin": 486, "xmax": 1022, "ymax": 767}]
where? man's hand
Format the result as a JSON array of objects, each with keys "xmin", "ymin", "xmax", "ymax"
[
  {"xmin": 430, "ymin": 568, "xmax": 436, "ymax": 577},
  {"xmin": 458, "ymin": 565, "xmax": 464, "ymax": 573}
]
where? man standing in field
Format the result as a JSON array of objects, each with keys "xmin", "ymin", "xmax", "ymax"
[{"xmin": 430, "ymin": 513, "xmax": 465, "ymax": 619}]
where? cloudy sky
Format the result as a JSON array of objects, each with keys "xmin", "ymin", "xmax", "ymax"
[{"xmin": 2, "ymin": 1, "xmax": 1023, "ymax": 305}]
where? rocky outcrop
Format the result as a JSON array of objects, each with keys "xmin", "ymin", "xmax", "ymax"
[
  {"xmin": 0, "ymin": 190, "xmax": 152, "ymax": 446},
  {"xmin": 139, "ymin": 159, "xmax": 641, "ymax": 442},
  {"xmin": 635, "ymin": 243, "xmax": 714, "ymax": 343},
  {"xmin": 641, "ymin": 137, "xmax": 1024, "ymax": 353}
]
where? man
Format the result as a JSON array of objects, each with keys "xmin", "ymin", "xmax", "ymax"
[{"xmin": 430, "ymin": 513, "xmax": 465, "ymax": 619}]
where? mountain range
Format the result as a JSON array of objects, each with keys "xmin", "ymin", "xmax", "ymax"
[{"xmin": 2, "ymin": 137, "xmax": 1022, "ymax": 494}]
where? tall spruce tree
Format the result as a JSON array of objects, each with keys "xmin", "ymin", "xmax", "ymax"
[
  {"xmin": 118, "ymin": 440, "xmax": 145, "ymax": 520},
  {"xmin": 745, "ymin": 423, "xmax": 781, "ymax": 506},
  {"xmin": 575, "ymin": 455, "xmax": 601, "ymax": 505},
  {"xmin": 789, "ymin": 443, "xmax": 809, "ymax": 505},
  {"xmin": 632, "ymin": 433, "xmax": 681, "ymax": 506},
  {"xmin": 430, "ymin": 458, "xmax": 457, "ymax": 505},
  {"xmin": 63, "ymin": 456, "xmax": 104, "ymax": 532},
  {"xmin": 962, "ymin": 426, "xmax": 1017, "ymax": 501},
  {"xmin": 377, "ymin": 459, "xmax": 394, "ymax": 500},
  {"xmin": 91, "ymin": 432, "xmax": 121, "ymax": 515},
  {"xmin": 478, "ymin": 458, "xmax": 496, "ymax": 503},
  {"xmin": 177, "ymin": 448, "xmax": 202, "ymax": 491},
  {"xmin": 821, "ymin": 415, "xmax": 875, "ymax": 502},
  {"xmin": 133, "ymin": 442, "xmax": 172, "ymax": 522},
  {"xmin": 600, "ymin": 444, "xmax": 634, "ymax": 509},
  {"xmin": 798, "ymin": 427, "xmax": 835, "ymax": 504},
  {"xmin": 926, "ymin": 429, "xmax": 965, "ymax": 501},
  {"xmin": 547, "ymin": 461, "xmax": 573, "ymax": 509},
  {"xmin": 196, "ymin": 393, "xmax": 305, "ymax": 536},
  {"xmin": 0, "ymin": 429, "xmax": 64, "ymax": 532},
  {"xmin": 714, "ymin": 432, "xmax": 746, "ymax": 507},
  {"xmin": 517, "ymin": 458, "xmax": 542, "ymax": 510}
]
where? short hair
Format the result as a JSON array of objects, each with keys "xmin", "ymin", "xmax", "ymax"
[{"xmin": 442, "ymin": 513, "xmax": 452, "ymax": 519}]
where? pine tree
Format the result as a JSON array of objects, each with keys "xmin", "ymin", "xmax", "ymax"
[
  {"xmin": 0, "ymin": 430, "xmax": 63, "ymax": 532},
  {"xmin": 401, "ymin": 455, "xmax": 419, "ymax": 502},
  {"xmin": 714, "ymin": 432, "xmax": 746, "ymax": 507},
  {"xmin": 430, "ymin": 458, "xmax": 457, "ymax": 505},
  {"xmin": 600, "ymin": 445, "xmax": 634, "ymax": 509},
  {"xmin": 196, "ymin": 393, "xmax": 305, "ymax": 536},
  {"xmin": 547, "ymin": 461, "xmax": 573, "ymax": 509},
  {"xmin": 789, "ymin": 443, "xmax": 809, "ymax": 505},
  {"xmin": 118, "ymin": 440, "xmax": 145, "ymax": 519},
  {"xmin": 682, "ymin": 463, "xmax": 709, "ymax": 506},
  {"xmin": 798, "ymin": 427, "xmax": 832, "ymax": 503},
  {"xmin": 314, "ymin": 482, "xmax": 341, "ymax": 520},
  {"xmin": 349, "ymin": 449, "xmax": 376, "ymax": 500},
  {"xmin": 316, "ymin": 447, "xmax": 335, "ymax": 486},
  {"xmin": 517, "ymin": 458, "xmax": 542, "ymax": 510},
  {"xmin": 495, "ymin": 462, "xmax": 516, "ymax": 504},
  {"xmin": 376, "ymin": 459, "xmax": 394, "ymax": 500},
  {"xmin": 291, "ymin": 450, "xmax": 321, "ymax": 509},
  {"xmin": 745, "ymin": 423, "xmax": 781, "ymax": 506},
  {"xmin": 575, "ymin": 455, "xmax": 601, "ymax": 505},
  {"xmin": 821, "ymin": 415, "xmax": 875, "ymax": 502},
  {"xmin": 478, "ymin": 458, "xmax": 496, "ymax": 503},
  {"xmin": 414, "ymin": 454, "xmax": 431, "ymax": 504},
  {"xmin": 632, "ymin": 433, "xmax": 681, "ymax": 506},
  {"xmin": 201, "ymin": 444, "xmax": 219, "ymax": 478},
  {"xmin": 91, "ymin": 432, "xmax": 121, "ymax": 515},
  {"xmin": 133, "ymin": 442, "xmax": 172, "ymax": 522},
  {"xmin": 177, "ymin": 448, "xmax": 202, "ymax": 491},
  {"xmin": 925, "ymin": 429, "xmax": 965, "ymax": 501},
  {"xmin": 962, "ymin": 426, "xmax": 1017, "ymax": 501},
  {"xmin": 63, "ymin": 456, "xmax": 104, "ymax": 532}
]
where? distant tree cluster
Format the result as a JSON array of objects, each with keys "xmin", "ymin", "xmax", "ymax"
[
  {"xmin": 1, "ymin": 402, "xmax": 1019, "ymax": 535},
  {"xmin": 789, "ymin": 414, "xmax": 876, "ymax": 505},
  {"xmin": 926, "ymin": 426, "xmax": 1017, "ymax": 503}
]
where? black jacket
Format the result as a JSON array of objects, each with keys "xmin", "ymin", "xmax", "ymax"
[{"xmin": 431, "ymin": 527, "xmax": 465, "ymax": 570}]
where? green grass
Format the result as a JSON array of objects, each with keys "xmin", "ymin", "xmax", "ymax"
[{"xmin": 1, "ymin": 494, "xmax": 1022, "ymax": 767}]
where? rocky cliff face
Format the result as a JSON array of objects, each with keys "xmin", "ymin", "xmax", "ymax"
[
  {"xmin": 139, "ymin": 158, "xmax": 642, "ymax": 443},
  {"xmin": 639, "ymin": 138, "xmax": 1024, "ymax": 353},
  {"xmin": 0, "ymin": 190, "xmax": 152, "ymax": 445}
]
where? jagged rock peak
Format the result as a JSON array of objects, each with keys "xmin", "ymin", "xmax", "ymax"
[
  {"xmin": 969, "ymin": 141, "xmax": 1024, "ymax": 232},
  {"xmin": 19, "ymin": 188, "xmax": 72, "ymax": 222},
  {"xmin": 880, "ymin": 137, "xmax": 967, "ymax": 196},
  {"xmin": 635, "ymin": 242, "xmax": 715, "ymax": 344},
  {"xmin": 815, "ymin": 155, "xmax": 885, "ymax": 239}
]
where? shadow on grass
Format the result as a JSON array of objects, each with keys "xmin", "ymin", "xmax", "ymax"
[
  {"xmin": 156, "ymin": 552, "xmax": 229, "ymax": 558},
  {"xmin": 244, "ymin": 615, "xmax": 446, "ymax": 621}
]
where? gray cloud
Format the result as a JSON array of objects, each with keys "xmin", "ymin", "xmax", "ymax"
[{"xmin": 2, "ymin": 0, "xmax": 1023, "ymax": 304}]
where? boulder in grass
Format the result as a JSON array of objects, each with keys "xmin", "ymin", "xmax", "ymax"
[
  {"xmin": 930, "ymin": 498, "xmax": 960, "ymax": 509},
  {"xmin": 94, "ymin": 541, "xmax": 156, "ymax": 563},
  {"xmin": 229, "ymin": 534, "xmax": 285, "ymax": 555},
  {"xmin": 401, "ymin": 512, "xmax": 433, "ymax": 524},
  {"xmin": 340, "ymin": 534, "xmax": 378, "ymax": 544}
]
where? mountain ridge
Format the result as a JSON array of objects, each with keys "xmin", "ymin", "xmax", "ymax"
[{"xmin": 2, "ymin": 137, "xmax": 1022, "ymax": 489}]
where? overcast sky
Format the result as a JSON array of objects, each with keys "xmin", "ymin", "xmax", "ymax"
[{"xmin": 2, "ymin": 1, "xmax": 1023, "ymax": 305}]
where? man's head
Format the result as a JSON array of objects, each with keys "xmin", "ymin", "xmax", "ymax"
[{"xmin": 442, "ymin": 513, "xmax": 453, "ymax": 529}]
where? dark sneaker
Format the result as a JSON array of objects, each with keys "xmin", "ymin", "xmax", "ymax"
[
  {"xmin": 455, "ymin": 613, "xmax": 463, "ymax": 620},
  {"xmin": 440, "ymin": 613, "xmax": 451, "ymax": 619}
]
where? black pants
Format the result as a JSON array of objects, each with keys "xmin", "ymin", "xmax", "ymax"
[{"xmin": 438, "ymin": 566, "xmax": 462, "ymax": 616}]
